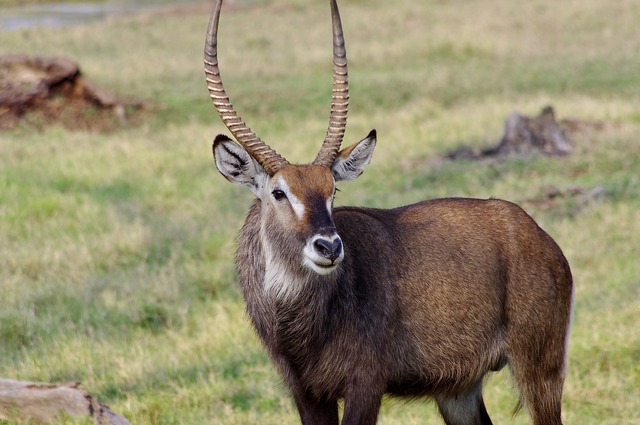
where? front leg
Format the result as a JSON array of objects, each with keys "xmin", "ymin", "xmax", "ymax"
[
  {"xmin": 292, "ymin": 389, "xmax": 339, "ymax": 425},
  {"xmin": 275, "ymin": 357, "xmax": 339, "ymax": 425},
  {"xmin": 340, "ymin": 380, "xmax": 385, "ymax": 425}
]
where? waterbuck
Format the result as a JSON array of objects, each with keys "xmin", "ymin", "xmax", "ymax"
[{"xmin": 204, "ymin": 0, "xmax": 573, "ymax": 424}]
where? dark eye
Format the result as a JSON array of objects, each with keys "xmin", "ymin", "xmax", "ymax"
[{"xmin": 272, "ymin": 189, "xmax": 287, "ymax": 201}]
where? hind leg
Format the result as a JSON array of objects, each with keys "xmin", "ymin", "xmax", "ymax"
[
  {"xmin": 513, "ymin": 364, "xmax": 565, "ymax": 425},
  {"xmin": 508, "ymin": 326, "xmax": 568, "ymax": 425},
  {"xmin": 435, "ymin": 382, "xmax": 493, "ymax": 425}
]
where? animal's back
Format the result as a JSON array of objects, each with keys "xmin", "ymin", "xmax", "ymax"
[{"xmin": 334, "ymin": 197, "xmax": 573, "ymax": 396}]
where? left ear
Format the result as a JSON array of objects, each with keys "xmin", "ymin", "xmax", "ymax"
[
  {"xmin": 331, "ymin": 129, "xmax": 377, "ymax": 182},
  {"xmin": 212, "ymin": 134, "xmax": 267, "ymax": 196}
]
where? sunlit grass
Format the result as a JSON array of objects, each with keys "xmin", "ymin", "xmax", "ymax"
[{"xmin": 1, "ymin": 0, "xmax": 639, "ymax": 423}]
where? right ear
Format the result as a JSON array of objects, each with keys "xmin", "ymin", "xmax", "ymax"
[{"xmin": 212, "ymin": 135, "xmax": 267, "ymax": 196}]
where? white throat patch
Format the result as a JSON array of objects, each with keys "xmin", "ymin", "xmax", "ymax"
[{"xmin": 261, "ymin": 233, "xmax": 308, "ymax": 300}]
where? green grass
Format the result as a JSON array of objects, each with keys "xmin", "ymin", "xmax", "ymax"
[{"xmin": 1, "ymin": 0, "xmax": 639, "ymax": 423}]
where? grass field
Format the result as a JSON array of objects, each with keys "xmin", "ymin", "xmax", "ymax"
[{"xmin": 1, "ymin": 0, "xmax": 639, "ymax": 423}]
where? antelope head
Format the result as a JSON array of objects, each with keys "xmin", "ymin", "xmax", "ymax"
[{"xmin": 205, "ymin": 0, "xmax": 376, "ymax": 277}]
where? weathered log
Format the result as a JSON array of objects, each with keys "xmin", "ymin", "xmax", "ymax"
[{"xmin": 0, "ymin": 379, "xmax": 131, "ymax": 425}]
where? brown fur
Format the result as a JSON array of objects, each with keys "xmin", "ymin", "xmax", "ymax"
[{"xmin": 234, "ymin": 195, "xmax": 573, "ymax": 425}]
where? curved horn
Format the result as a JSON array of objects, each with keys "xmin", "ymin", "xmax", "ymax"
[
  {"xmin": 313, "ymin": 0, "xmax": 349, "ymax": 167},
  {"xmin": 204, "ymin": 0, "xmax": 289, "ymax": 175}
]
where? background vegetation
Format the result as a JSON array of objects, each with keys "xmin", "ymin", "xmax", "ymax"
[
  {"xmin": 1, "ymin": 0, "xmax": 639, "ymax": 423},
  {"xmin": 0, "ymin": 0, "xmax": 102, "ymax": 6}
]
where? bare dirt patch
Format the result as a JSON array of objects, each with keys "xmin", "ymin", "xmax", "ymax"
[
  {"xmin": 524, "ymin": 184, "xmax": 609, "ymax": 216},
  {"xmin": 0, "ymin": 54, "xmax": 144, "ymax": 132}
]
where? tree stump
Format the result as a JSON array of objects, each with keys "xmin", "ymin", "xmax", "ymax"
[
  {"xmin": 446, "ymin": 105, "xmax": 574, "ymax": 160},
  {"xmin": 0, "ymin": 54, "xmax": 142, "ymax": 131},
  {"xmin": 484, "ymin": 105, "xmax": 572, "ymax": 156}
]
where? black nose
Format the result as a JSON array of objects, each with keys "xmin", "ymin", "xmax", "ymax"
[{"xmin": 314, "ymin": 238, "xmax": 343, "ymax": 262}]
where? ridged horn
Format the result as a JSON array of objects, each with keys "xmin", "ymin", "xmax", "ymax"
[
  {"xmin": 204, "ymin": 0, "xmax": 289, "ymax": 175},
  {"xmin": 313, "ymin": 0, "xmax": 349, "ymax": 168}
]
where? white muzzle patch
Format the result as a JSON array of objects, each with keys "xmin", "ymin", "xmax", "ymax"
[{"xmin": 303, "ymin": 234, "xmax": 344, "ymax": 275}]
